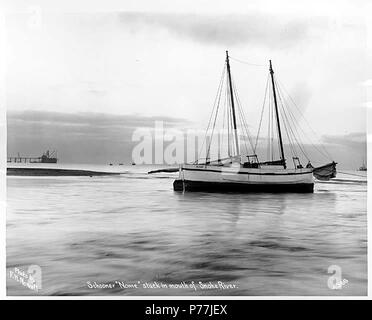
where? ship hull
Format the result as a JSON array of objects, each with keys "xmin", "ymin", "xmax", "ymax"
[
  {"xmin": 41, "ymin": 158, "xmax": 57, "ymax": 163},
  {"xmin": 174, "ymin": 164, "xmax": 314, "ymax": 193},
  {"xmin": 174, "ymin": 179, "xmax": 314, "ymax": 193}
]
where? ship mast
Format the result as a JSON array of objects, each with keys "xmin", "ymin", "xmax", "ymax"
[
  {"xmin": 269, "ymin": 60, "xmax": 286, "ymax": 168},
  {"xmin": 226, "ymin": 51, "xmax": 240, "ymax": 157}
]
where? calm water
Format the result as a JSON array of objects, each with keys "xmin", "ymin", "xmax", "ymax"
[{"xmin": 6, "ymin": 165, "xmax": 367, "ymax": 296}]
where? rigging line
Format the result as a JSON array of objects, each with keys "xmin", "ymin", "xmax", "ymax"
[
  {"xmin": 230, "ymin": 74, "xmax": 255, "ymax": 152},
  {"xmin": 276, "ymin": 91, "xmax": 296, "ymax": 157},
  {"xmin": 269, "ymin": 85, "xmax": 274, "ymax": 160},
  {"xmin": 220, "ymin": 86, "xmax": 227, "ymax": 159},
  {"xmin": 227, "ymin": 97, "xmax": 231, "ymax": 156},
  {"xmin": 277, "ymin": 95, "xmax": 299, "ymax": 160},
  {"xmin": 280, "ymin": 96, "xmax": 312, "ymax": 161},
  {"xmin": 236, "ymin": 107, "xmax": 249, "ymax": 156},
  {"xmin": 269, "ymin": 92, "xmax": 273, "ymax": 160},
  {"xmin": 239, "ymin": 113, "xmax": 252, "ymax": 154},
  {"xmin": 270, "ymin": 81, "xmax": 277, "ymax": 161},
  {"xmin": 237, "ymin": 100, "xmax": 254, "ymax": 154},
  {"xmin": 236, "ymin": 92, "xmax": 255, "ymax": 152},
  {"xmin": 198, "ymin": 88, "xmax": 223, "ymax": 161},
  {"xmin": 276, "ymin": 107, "xmax": 283, "ymax": 160},
  {"xmin": 232, "ymin": 85, "xmax": 248, "ymax": 155},
  {"xmin": 198, "ymin": 63, "xmax": 226, "ymax": 161},
  {"xmin": 277, "ymin": 87, "xmax": 315, "ymax": 159},
  {"xmin": 237, "ymin": 103, "xmax": 250, "ymax": 156},
  {"xmin": 254, "ymin": 74, "xmax": 270, "ymax": 153},
  {"xmin": 206, "ymin": 69, "xmax": 225, "ymax": 161},
  {"xmin": 269, "ymin": 77, "xmax": 282, "ymax": 160},
  {"xmin": 222, "ymin": 76, "xmax": 230, "ymax": 159},
  {"xmin": 284, "ymin": 106, "xmax": 311, "ymax": 162},
  {"xmin": 231, "ymin": 77, "xmax": 255, "ymax": 153},
  {"xmin": 230, "ymin": 75, "xmax": 244, "ymax": 155},
  {"xmin": 206, "ymin": 64, "xmax": 226, "ymax": 152},
  {"xmin": 267, "ymin": 83, "xmax": 272, "ymax": 160},
  {"xmin": 225, "ymin": 72, "xmax": 233, "ymax": 158},
  {"xmin": 228, "ymin": 95, "xmax": 235, "ymax": 156},
  {"xmin": 275, "ymin": 79, "xmax": 317, "ymax": 153},
  {"xmin": 226, "ymin": 72, "xmax": 232, "ymax": 157},
  {"xmin": 266, "ymin": 84, "xmax": 271, "ymax": 160},
  {"xmin": 229, "ymin": 56, "xmax": 267, "ymax": 67},
  {"xmin": 225, "ymin": 78, "xmax": 231, "ymax": 158},
  {"xmin": 275, "ymin": 79, "xmax": 302, "ymax": 157},
  {"xmin": 276, "ymin": 78, "xmax": 333, "ymax": 160},
  {"xmin": 236, "ymin": 99, "xmax": 252, "ymax": 149},
  {"xmin": 240, "ymin": 106, "xmax": 255, "ymax": 153},
  {"xmin": 275, "ymin": 79, "xmax": 310, "ymax": 161},
  {"xmin": 276, "ymin": 80, "xmax": 330, "ymax": 160},
  {"xmin": 271, "ymin": 91, "xmax": 276, "ymax": 160}
]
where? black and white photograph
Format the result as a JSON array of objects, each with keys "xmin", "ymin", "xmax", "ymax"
[{"xmin": 0, "ymin": 0, "xmax": 370, "ymax": 299}]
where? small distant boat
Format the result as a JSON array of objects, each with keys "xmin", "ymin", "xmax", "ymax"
[
  {"xmin": 173, "ymin": 51, "xmax": 337, "ymax": 193},
  {"xmin": 313, "ymin": 161, "xmax": 337, "ymax": 180},
  {"xmin": 358, "ymin": 161, "xmax": 367, "ymax": 171},
  {"xmin": 131, "ymin": 162, "xmax": 136, "ymax": 166},
  {"xmin": 37, "ymin": 150, "xmax": 58, "ymax": 163}
]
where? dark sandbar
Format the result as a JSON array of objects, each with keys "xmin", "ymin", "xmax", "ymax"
[{"xmin": 7, "ymin": 167, "xmax": 120, "ymax": 176}]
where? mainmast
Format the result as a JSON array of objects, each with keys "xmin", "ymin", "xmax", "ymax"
[
  {"xmin": 226, "ymin": 51, "xmax": 240, "ymax": 157},
  {"xmin": 269, "ymin": 60, "xmax": 286, "ymax": 168}
]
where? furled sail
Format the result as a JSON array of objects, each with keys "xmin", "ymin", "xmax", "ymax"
[{"xmin": 313, "ymin": 161, "xmax": 337, "ymax": 181}]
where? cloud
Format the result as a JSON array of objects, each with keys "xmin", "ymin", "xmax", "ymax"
[
  {"xmin": 118, "ymin": 12, "xmax": 318, "ymax": 48},
  {"xmin": 7, "ymin": 110, "xmax": 191, "ymax": 164},
  {"xmin": 322, "ymin": 132, "xmax": 366, "ymax": 149},
  {"xmin": 7, "ymin": 110, "xmax": 189, "ymax": 129}
]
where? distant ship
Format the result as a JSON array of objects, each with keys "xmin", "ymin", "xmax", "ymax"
[
  {"xmin": 7, "ymin": 150, "xmax": 58, "ymax": 163},
  {"xmin": 358, "ymin": 161, "xmax": 367, "ymax": 171},
  {"xmin": 38, "ymin": 150, "xmax": 58, "ymax": 163}
]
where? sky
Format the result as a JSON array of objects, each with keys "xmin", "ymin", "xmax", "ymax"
[{"xmin": 2, "ymin": 0, "xmax": 370, "ymax": 168}]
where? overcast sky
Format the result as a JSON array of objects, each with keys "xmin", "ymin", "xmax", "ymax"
[{"xmin": 2, "ymin": 0, "xmax": 370, "ymax": 167}]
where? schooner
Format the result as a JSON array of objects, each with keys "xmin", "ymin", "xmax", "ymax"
[{"xmin": 173, "ymin": 51, "xmax": 336, "ymax": 192}]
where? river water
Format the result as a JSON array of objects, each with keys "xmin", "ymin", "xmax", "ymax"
[{"xmin": 6, "ymin": 165, "xmax": 367, "ymax": 296}]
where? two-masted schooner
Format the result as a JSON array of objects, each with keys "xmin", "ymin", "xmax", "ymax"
[{"xmin": 173, "ymin": 51, "xmax": 336, "ymax": 193}]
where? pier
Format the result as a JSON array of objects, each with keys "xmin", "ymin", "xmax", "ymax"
[
  {"xmin": 7, "ymin": 150, "xmax": 58, "ymax": 164},
  {"xmin": 7, "ymin": 156, "xmax": 48, "ymax": 163}
]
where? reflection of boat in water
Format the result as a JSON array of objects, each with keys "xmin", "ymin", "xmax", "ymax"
[
  {"xmin": 8, "ymin": 150, "xmax": 58, "ymax": 163},
  {"xmin": 173, "ymin": 51, "xmax": 336, "ymax": 193}
]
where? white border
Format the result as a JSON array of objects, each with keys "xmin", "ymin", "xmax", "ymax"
[{"xmin": 1, "ymin": 0, "xmax": 371, "ymax": 300}]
